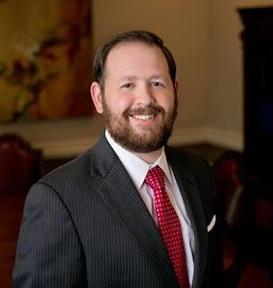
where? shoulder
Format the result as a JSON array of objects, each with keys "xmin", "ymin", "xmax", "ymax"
[
  {"xmin": 166, "ymin": 146, "xmax": 213, "ymax": 195},
  {"xmin": 27, "ymin": 149, "xmax": 93, "ymax": 202},
  {"xmin": 166, "ymin": 146, "xmax": 213, "ymax": 197},
  {"xmin": 30, "ymin": 136, "xmax": 117, "ymax": 202},
  {"xmin": 166, "ymin": 146, "xmax": 211, "ymax": 176},
  {"xmin": 166, "ymin": 146, "xmax": 215, "ymax": 214},
  {"xmin": 43, "ymin": 149, "xmax": 92, "ymax": 180},
  {"xmin": 40, "ymin": 135, "xmax": 114, "ymax": 185}
]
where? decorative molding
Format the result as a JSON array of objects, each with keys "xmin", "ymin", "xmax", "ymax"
[
  {"xmin": 203, "ymin": 127, "xmax": 243, "ymax": 152},
  {"xmin": 170, "ymin": 126, "xmax": 243, "ymax": 151},
  {"xmin": 0, "ymin": 123, "xmax": 243, "ymax": 158},
  {"xmin": 0, "ymin": 117, "xmax": 104, "ymax": 159},
  {"xmin": 169, "ymin": 127, "xmax": 207, "ymax": 146},
  {"xmin": 33, "ymin": 136, "xmax": 98, "ymax": 159},
  {"xmin": 39, "ymin": 126, "xmax": 243, "ymax": 158}
]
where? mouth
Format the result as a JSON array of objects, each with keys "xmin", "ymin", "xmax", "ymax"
[
  {"xmin": 125, "ymin": 105, "xmax": 164, "ymax": 122},
  {"xmin": 129, "ymin": 114, "xmax": 155, "ymax": 120}
]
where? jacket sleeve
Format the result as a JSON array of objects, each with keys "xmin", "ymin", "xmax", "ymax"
[{"xmin": 13, "ymin": 183, "xmax": 87, "ymax": 288}]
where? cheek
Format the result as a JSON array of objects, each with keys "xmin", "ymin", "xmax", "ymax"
[
  {"xmin": 158, "ymin": 94, "xmax": 175, "ymax": 110},
  {"xmin": 106, "ymin": 94, "xmax": 132, "ymax": 113}
]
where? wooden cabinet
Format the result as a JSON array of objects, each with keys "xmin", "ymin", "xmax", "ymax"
[
  {"xmin": 239, "ymin": 7, "xmax": 273, "ymax": 197},
  {"xmin": 239, "ymin": 7, "xmax": 273, "ymax": 271}
]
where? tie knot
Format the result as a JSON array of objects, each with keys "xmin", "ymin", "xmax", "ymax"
[{"xmin": 145, "ymin": 166, "xmax": 165, "ymax": 190}]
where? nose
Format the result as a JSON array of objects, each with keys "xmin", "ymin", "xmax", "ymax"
[{"xmin": 135, "ymin": 83, "xmax": 155, "ymax": 106}]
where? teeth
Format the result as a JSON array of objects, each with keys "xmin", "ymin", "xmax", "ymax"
[{"xmin": 131, "ymin": 114, "xmax": 154, "ymax": 120}]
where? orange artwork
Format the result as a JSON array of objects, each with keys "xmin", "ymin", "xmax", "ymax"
[{"xmin": 0, "ymin": 0, "xmax": 92, "ymax": 123}]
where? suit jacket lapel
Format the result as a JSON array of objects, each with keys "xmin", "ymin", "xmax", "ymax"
[
  {"xmin": 166, "ymin": 148, "xmax": 208, "ymax": 288},
  {"xmin": 90, "ymin": 136, "xmax": 179, "ymax": 287}
]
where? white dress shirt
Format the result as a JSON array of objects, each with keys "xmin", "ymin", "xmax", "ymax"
[{"xmin": 105, "ymin": 130, "xmax": 195, "ymax": 286}]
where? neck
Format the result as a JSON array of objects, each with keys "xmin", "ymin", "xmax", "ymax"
[{"xmin": 133, "ymin": 148, "xmax": 163, "ymax": 164}]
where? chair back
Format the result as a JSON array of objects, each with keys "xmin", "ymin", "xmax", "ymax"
[
  {"xmin": 0, "ymin": 134, "xmax": 43, "ymax": 288},
  {"xmin": 0, "ymin": 134, "xmax": 42, "ymax": 197}
]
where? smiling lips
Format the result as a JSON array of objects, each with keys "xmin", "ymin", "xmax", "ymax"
[
  {"xmin": 130, "ymin": 114, "xmax": 155, "ymax": 120},
  {"xmin": 126, "ymin": 104, "xmax": 164, "ymax": 121}
]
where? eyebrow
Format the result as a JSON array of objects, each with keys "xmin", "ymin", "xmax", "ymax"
[
  {"xmin": 118, "ymin": 76, "xmax": 138, "ymax": 82},
  {"xmin": 118, "ymin": 74, "xmax": 165, "ymax": 82},
  {"xmin": 149, "ymin": 75, "xmax": 165, "ymax": 81}
]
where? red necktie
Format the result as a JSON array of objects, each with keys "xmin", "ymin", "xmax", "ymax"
[{"xmin": 145, "ymin": 166, "xmax": 189, "ymax": 288}]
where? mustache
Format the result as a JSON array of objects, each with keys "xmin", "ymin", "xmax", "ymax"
[{"xmin": 123, "ymin": 104, "xmax": 164, "ymax": 117}]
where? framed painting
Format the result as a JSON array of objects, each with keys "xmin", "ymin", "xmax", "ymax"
[{"xmin": 0, "ymin": 0, "xmax": 92, "ymax": 123}]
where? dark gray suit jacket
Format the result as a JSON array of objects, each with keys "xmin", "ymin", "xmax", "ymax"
[{"xmin": 13, "ymin": 135, "xmax": 221, "ymax": 287}]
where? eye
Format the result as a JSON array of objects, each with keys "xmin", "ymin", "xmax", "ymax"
[
  {"xmin": 121, "ymin": 82, "xmax": 134, "ymax": 89},
  {"xmin": 151, "ymin": 81, "xmax": 164, "ymax": 88}
]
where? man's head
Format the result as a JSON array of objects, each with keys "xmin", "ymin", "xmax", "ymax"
[
  {"xmin": 90, "ymin": 30, "xmax": 179, "ymax": 154},
  {"xmin": 92, "ymin": 30, "xmax": 177, "ymax": 92}
]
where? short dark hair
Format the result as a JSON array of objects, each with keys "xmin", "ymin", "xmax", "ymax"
[{"xmin": 92, "ymin": 30, "xmax": 177, "ymax": 90}]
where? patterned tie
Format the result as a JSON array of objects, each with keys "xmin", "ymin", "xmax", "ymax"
[{"xmin": 145, "ymin": 166, "xmax": 189, "ymax": 288}]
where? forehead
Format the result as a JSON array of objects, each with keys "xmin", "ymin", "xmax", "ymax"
[{"xmin": 104, "ymin": 42, "xmax": 169, "ymax": 78}]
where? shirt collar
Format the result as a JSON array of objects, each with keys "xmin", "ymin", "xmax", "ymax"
[
  {"xmin": 151, "ymin": 149, "xmax": 173, "ymax": 186},
  {"xmin": 105, "ymin": 130, "xmax": 172, "ymax": 188}
]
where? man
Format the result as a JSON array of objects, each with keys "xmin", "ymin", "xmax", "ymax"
[{"xmin": 13, "ymin": 30, "xmax": 220, "ymax": 287}]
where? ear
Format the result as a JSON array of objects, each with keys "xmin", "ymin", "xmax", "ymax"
[
  {"xmin": 174, "ymin": 79, "xmax": 179, "ymax": 96},
  {"xmin": 90, "ymin": 82, "xmax": 104, "ymax": 114}
]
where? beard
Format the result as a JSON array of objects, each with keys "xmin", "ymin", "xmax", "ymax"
[{"xmin": 102, "ymin": 96, "xmax": 177, "ymax": 153}]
